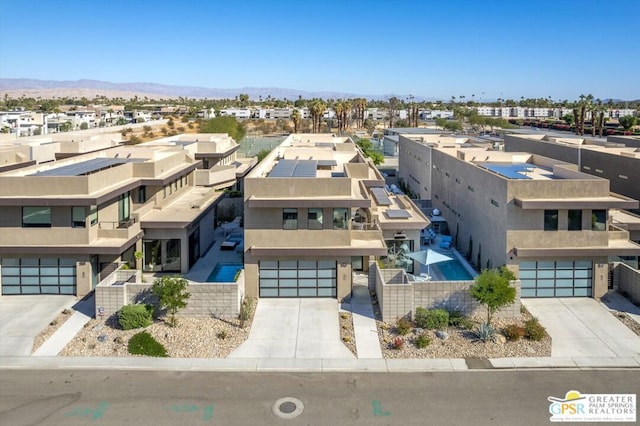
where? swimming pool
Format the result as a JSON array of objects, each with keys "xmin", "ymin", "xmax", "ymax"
[
  {"xmin": 207, "ymin": 263, "xmax": 243, "ymax": 282},
  {"xmin": 433, "ymin": 258, "xmax": 475, "ymax": 281}
]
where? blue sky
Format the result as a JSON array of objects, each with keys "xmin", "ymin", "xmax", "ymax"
[{"xmin": 1, "ymin": 0, "xmax": 638, "ymax": 100}]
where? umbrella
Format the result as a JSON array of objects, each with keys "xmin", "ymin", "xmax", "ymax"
[{"xmin": 405, "ymin": 249, "xmax": 453, "ymax": 277}]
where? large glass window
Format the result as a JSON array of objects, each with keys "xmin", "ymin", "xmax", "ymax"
[
  {"xmin": 283, "ymin": 208, "xmax": 298, "ymax": 230},
  {"xmin": 568, "ymin": 209, "xmax": 582, "ymax": 231},
  {"xmin": 142, "ymin": 239, "xmax": 181, "ymax": 272},
  {"xmin": 308, "ymin": 208, "xmax": 323, "ymax": 230},
  {"xmin": 118, "ymin": 192, "xmax": 130, "ymax": 223},
  {"xmin": 592, "ymin": 210, "xmax": 606, "ymax": 231},
  {"xmin": 137, "ymin": 186, "xmax": 147, "ymax": 203},
  {"xmin": 72, "ymin": 206, "xmax": 86, "ymax": 228},
  {"xmin": 22, "ymin": 207, "xmax": 52, "ymax": 228},
  {"xmin": 89, "ymin": 206, "xmax": 98, "ymax": 226},
  {"xmin": 544, "ymin": 210, "xmax": 558, "ymax": 231},
  {"xmin": 333, "ymin": 208, "xmax": 349, "ymax": 230}
]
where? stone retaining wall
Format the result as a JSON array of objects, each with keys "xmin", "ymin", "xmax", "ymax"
[
  {"xmin": 95, "ymin": 272, "xmax": 244, "ymax": 320},
  {"xmin": 372, "ymin": 263, "xmax": 521, "ymax": 322},
  {"xmin": 613, "ymin": 262, "xmax": 640, "ymax": 304}
]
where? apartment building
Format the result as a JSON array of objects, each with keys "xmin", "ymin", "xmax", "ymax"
[
  {"xmin": 504, "ymin": 134, "xmax": 640, "ymax": 214},
  {"xmin": 428, "ymin": 148, "xmax": 639, "ymax": 298},
  {"xmin": 243, "ymin": 134, "xmax": 429, "ymax": 299},
  {"xmin": 0, "ymin": 144, "xmax": 233, "ymax": 297}
]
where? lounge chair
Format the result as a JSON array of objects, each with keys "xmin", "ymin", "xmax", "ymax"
[{"xmin": 440, "ymin": 235, "xmax": 452, "ymax": 249}]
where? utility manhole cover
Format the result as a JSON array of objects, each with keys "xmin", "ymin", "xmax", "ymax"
[{"xmin": 273, "ymin": 397, "xmax": 304, "ymax": 419}]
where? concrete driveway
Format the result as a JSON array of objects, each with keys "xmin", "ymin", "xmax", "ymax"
[
  {"xmin": 522, "ymin": 298, "xmax": 640, "ymax": 357},
  {"xmin": 229, "ymin": 298, "xmax": 354, "ymax": 359},
  {"xmin": 0, "ymin": 295, "xmax": 76, "ymax": 356}
]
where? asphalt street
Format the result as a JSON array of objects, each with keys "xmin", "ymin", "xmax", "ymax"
[{"xmin": 0, "ymin": 369, "xmax": 638, "ymax": 425}]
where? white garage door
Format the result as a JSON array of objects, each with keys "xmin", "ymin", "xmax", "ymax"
[
  {"xmin": 520, "ymin": 260, "xmax": 592, "ymax": 297},
  {"xmin": 259, "ymin": 260, "xmax": 337, "ymax": 297}
]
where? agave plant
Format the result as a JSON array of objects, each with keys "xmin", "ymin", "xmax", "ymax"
[{"xmin": 476, "ymin": 322, "xmax": 496, "ymax": 343}]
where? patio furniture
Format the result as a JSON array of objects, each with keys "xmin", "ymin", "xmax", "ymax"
[
  {"xmin": 220, "ymin": 241, "xmax": 238, "ymax": 250},
  {"xmin": 439, "ymin": 235, "xmax": 453, "ymax": 249}
]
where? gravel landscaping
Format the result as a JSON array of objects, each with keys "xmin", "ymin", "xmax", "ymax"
[
  {"xmin": 370, "ymin": 289, "xmax": 552, "ymax": 359},
  {"xmin": 32, "ymin": 308, "xmax": 74, "ymax": 353},
  {"xmin": 612, "ymin": 311, "xmax": 640, "ymax": 336},
  {"xmin": 339, "ymin": 311, "xmax": 357, "ymax": 357}
]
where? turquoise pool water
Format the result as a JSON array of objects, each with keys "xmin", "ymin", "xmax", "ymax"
[
  {"xmin": 434, "ymin": 259, "xmax": 475, "ymax": 281},
  {"xmin": 207, "ymin": 263, "xmax": 243, "ymax": 282}
]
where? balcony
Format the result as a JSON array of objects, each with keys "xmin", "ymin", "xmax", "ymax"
[{"xmin": 97, "ymin": 217, "xmax": 141, "ymax": 240}]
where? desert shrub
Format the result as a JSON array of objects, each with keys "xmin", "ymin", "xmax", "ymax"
[
  {"xmin": 239, "ymin": 297, "xmax": 253, "ymax": 328},
  {"xmin": 414, "ymin": 333, "xmax": 431, "ymax": 349},
  {"xmin": 502, "ymin": 324, "xmax": 525, "ymax": 341},
  {"xmin": 217, "ymin": 330, "xmax": 228, "ymax": 340},
  {"xmin": 127, "ymin": 331, "xmax": 167, "ymax": 357},
  {"xmin": 524, "ymin": 318, "xmax": 546, "ymax": 341},
  {"xmin": 391, "ymin": 337, "xmax": 404, "ymax": 349},
  {"xmin": 447, "ymin": 310, "xmax": 464, "ymax": 326},
  {"xmin": 476, "ymin": 322, "xmax": 496, "ymax": 342},
  {"xmin": 396, "ymin": 317, "xmax": 411, "ymax": 335},
  {"xmin": 415, "ymin": 308, "xmax": 449, "ymax": 330},
  {"xmin": 118, "ymin": 304, "xmax": 152, "ymax": 330}
]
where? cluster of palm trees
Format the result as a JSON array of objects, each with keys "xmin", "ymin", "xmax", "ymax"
[
  {"xmin": 572, "ymin": 94, "xmax": 609, "ymax": 137},
  {"xmin": 308, "ymin": 99, "xmax": 327, "ymax": 133}
]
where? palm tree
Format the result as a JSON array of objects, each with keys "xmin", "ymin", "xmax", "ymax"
[
  {"xmin": 309, "ymin": 100, "xmax": 326, "ymax": 133},
  {"xmin": 333, "ymin": 101, "xmax": 345, "ymax": 134},
  {"xmin": 387, "ymin": 97, "xmax": 400, "ymax": 128},
  {"xmin": 291, "ymin": 109, "xmax": 301, "ymax": 133}
]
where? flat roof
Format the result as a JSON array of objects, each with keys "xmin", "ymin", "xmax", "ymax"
[
  {"xmin": 29, "ymin": 158, "xmax": 144, "ymax": 177},
  {"xmin": 476, "ymin": 162, "xmax": 555, "ymax": 180}
]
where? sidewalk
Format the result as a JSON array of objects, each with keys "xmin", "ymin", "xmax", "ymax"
[
  {"xmin": 348, "ymin": 286, "xmax": 383, "ymax": 359},
  {"xmin": 1, "ymin": 355, "xmax": 639, "ymax": 372},
  {"xmin": 33, "ymin": 295, "xmax": 94, "ymax": 357}
]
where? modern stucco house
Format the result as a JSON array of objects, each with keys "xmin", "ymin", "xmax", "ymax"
[
  {"xmin": 398, "ymin": 134, "xmax": 640, "ymax": 299},
  {"xmin": 0, "ymin": 134, "xmax": 246, "ymax": 297},
  {"xmin": 242, "ymin": 133, "xmax": 429, "ymax": 299}
]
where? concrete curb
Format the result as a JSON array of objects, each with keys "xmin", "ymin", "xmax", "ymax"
[{"xmin": 1, "ymin": 356, "xmax": 639, "ymax": 372}]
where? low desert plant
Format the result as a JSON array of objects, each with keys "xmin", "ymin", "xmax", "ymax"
[
  {"xmin": 502, "ymin": 324, "xmax": 524, "ymax": 342},
  {"xmin": 396, "ymin": 317, "xmax": 412, "ymax": 335},
  {"xmin": 239, "ymin": 297, "xmax": 253, "ymax": 328},
  {"xmin": 524, "ymin": 318, "xmax": 546, "ymax": 341},
  {"xmin": 343, "ymin": 336, "xmax": 351, "ymax": 343},
  {"xmin": 118, "ymin": 304, "xmax": 152, "ymax": 330},
  {"xmin": 391, "ymin": 337, "xmax": 404, "ymax": 349},
  {"xmin": 476, "ymin": 322, "xmax": 496, "ymax": 343},
  {"xmin": 502, "ymin": 324, "xmax": 525, "ymax": 341},
  {"xmin": 217, "ymin": 330, "xmax": 228, "ymax": 340},
  {"xmin": 415, "ymin": 307, "xmax": 449, "ymax": 330},
  {"xmin": 127, "ymin": 331, "xmax": 167, "ymax": 357},
  {"xmin": 414, "ymin": 333, "xmax": 431, "ymax": 349}
]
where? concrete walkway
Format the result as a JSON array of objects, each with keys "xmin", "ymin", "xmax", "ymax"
[
  {"xmin": 33, "ymin": 295, "xmax": 95, "ymax": 356},
  {"xmin": 349, "ymin": 286, "xmax": 383, "ymax": 358},
  {"xmin": 523, "ymin": 298, "xmax": 640, "ymax": 358},
  {"xmin": 229, "ymin": 299, "xmax": 354, "ymax": 359},
  {"xmin": 0, "ymin": 295, "xmax": 76, "ymax": 356}
]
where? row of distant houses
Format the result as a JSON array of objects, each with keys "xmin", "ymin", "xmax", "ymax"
[{"xmin": 3, "ymin": 103, "xmax": 637, "ymax": 138}]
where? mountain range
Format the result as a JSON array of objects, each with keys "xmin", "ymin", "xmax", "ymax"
[{"xmin": 0, "ymin": 78, "xmax": 416, "ymax": 101}]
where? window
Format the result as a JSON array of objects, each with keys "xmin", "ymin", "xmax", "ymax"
[
  {"xmin": 89, "ymin": 206, "xmax": 98, "ymax": 226},
  {"xmin": 137, "ymin": 186, "xmax": 147, "ymax": 203},
  {"xmin": 22, "ymin": 207, "xmax": 52, "ymax": 228},
  {"xmin": 118, "ymin": 192, "xmax": 130, "ymax": 223},
  {"xmin": 592, "ymin": 210, "xmax": 606, "ymax": 231},
  {"xmin": 568, "ymin": 209, "xmax": 582, "ymax": 231},
  {"xmin": 333, "ymin": 208, "xmax": 348, "ymax": 230},
  {"xmin": 283, "ymin": 208, "xmax": 298, "ymax": 230},
  {"xmin": 544, "ymin": 210, "xmax": 558, "ymax": 231},
  {"xmin": 72, "ymin": 207, "xmax": 86, "ymax": 228},
  {"xmin": 308, "ymin": 208, "xmax": 323, "ymax": 230}
]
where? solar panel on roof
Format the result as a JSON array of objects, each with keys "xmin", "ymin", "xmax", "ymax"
[
  {"xmin": 477, "ymin": 163, "xmax": 533, "ymax": 180},
  {"xmin": 370, "ymin": 187, "xmax": 392, "ymax": 205},
  {"xmin": 386, "ymin": 209, "xmax": 411, "ymax": 219},
  {"xmin": 268, "ymin": 159, "xmax": 317, "ymax": 178},
  {"xmin": 30, "ymin": 158, "xmax": 144, "ymax": 177},
  {"xmin": 292, "ymin": 160, "xmax": 317, "ymax": 177}
]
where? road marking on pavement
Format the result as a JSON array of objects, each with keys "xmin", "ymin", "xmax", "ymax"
[
  {"xmin": 372, "ymin": 400, "xmax": 391, "ymax": 416},
  {"xmin": 65, "ymin": 401, "xmax": 109, "ymax": 420}
]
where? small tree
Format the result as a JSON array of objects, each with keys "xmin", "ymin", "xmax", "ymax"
[
  {"xmin": 151, "ymin": 275, "xmax": 191, "ymax": 327},
  {"xmin": 619, "ymin": 115, "xmax": 637, "ymax": 131},
  {"xmin": 470, "ymin": 267, "xmax": 516, "ymax": 325}
]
